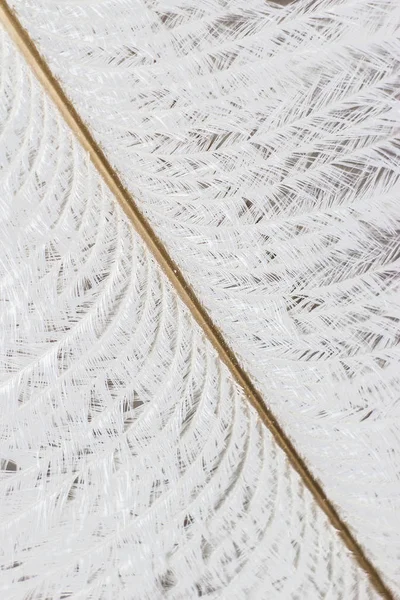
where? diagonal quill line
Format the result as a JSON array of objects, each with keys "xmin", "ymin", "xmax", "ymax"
[{"xmin": 0, "ymin": 2, "xmax": 393, "ymax": 598}]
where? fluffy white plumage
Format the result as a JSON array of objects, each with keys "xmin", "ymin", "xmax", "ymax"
[
  {"xmin": 9, "ymin": 0, "xmax": 400, "ymax": 593},
  {"xmin": 0, "ymin": 27, "xmax": 379, "ymax": 599}
]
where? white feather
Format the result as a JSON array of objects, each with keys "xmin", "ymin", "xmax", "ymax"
[
  {"xmin": 0, "ymin": 27, "xmax": 378, "ymax": 599},
  {"xmin": 9, "ymin": 0, "xmax": 400, "ymax": 592}
]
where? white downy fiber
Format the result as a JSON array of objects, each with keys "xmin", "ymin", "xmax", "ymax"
[
  {"xmin": 0, "ymin": 27, "xmax": 378, "ymax": 599},
  {"xmin": 9, "ymin": 0, "xmax": 400, "ymax": 592}
]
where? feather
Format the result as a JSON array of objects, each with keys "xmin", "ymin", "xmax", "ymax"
[
  {"xmin": 0, "ymin": 26, "xmax": 378, "ymax": 599},
  {"xmin": 9, "ymin": 0, "xmax": 400, "ymax": 592}
]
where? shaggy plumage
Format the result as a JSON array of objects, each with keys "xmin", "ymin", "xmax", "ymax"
[
  {"xmin": 0, "ymin": 27, "xmax": 379, "ymax": 599},
  {"xmin": 9, "ymin": 0, "xmax": 400, "ymax": 592}
]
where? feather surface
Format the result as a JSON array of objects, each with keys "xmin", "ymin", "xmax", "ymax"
[
  {"xmin": 0, "ymin": 26, "xmax": 380, "ymax": 599},
  {"xmin": 9, "ymin": 0, "xmax": 400, "ymax": 592}
]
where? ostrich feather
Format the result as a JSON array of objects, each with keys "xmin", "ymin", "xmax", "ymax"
[
  {"xmin": 8, "ymin": 0, "xmax": 400, "ymax": 593},
  {"xmin": 0, "ymin": 26, "xmax": 380, "ymax": 599}
]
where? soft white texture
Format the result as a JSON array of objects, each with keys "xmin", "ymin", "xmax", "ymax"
[
  {"xmin": 0, "ymin": 28, "xmax": 378, "ymax": 599},
  {"xmin": 9, "ymin": 0, "xmax": 400, "ymax": 592}
]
